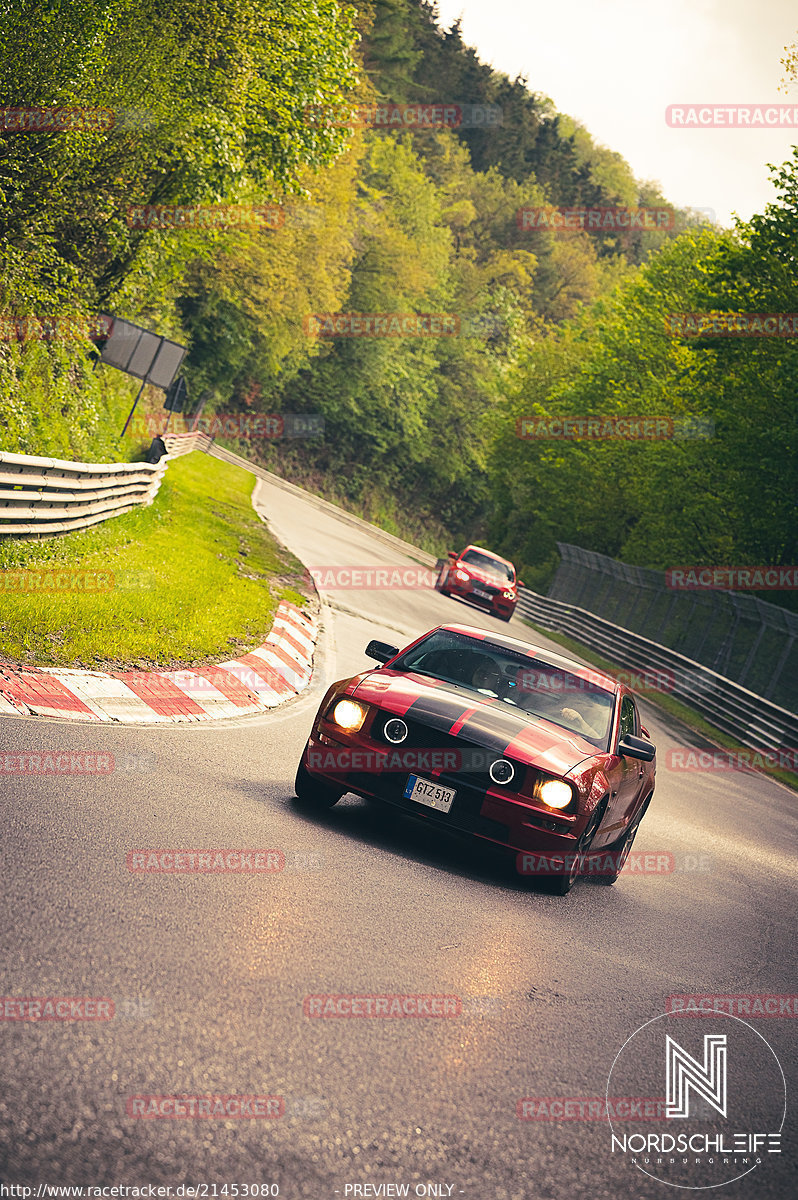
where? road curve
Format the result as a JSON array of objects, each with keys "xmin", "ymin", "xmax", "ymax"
[{"xmin": 0, "ymin": 469, "xmax": 795, "ymax": 1199}]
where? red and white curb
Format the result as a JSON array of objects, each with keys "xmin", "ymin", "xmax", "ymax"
[{"xmin": 0, "ymin": 602, "xmax": 318, "ymax": 724}]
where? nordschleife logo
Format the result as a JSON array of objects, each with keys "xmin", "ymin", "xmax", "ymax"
[{"xmin": 606, "ymin": 1013, "xmax": 785, "ymax": 1189}]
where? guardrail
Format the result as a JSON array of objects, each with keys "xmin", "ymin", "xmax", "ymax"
[
  {"xmin": 0, "ymin": 432, "xmax": 209, "ymax": 538},
  {"xmin": 162, "ymin": 431, "xmax": 213, "ymax": 458},
  {"xmin": 550, "ymin": 541, "xmax": 797, "ymax": 711},
  {"xmin": 516, "ymin": 588, "xmax": 798, "ymax": 770}
]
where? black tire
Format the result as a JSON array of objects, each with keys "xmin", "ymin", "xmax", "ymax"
[
  {"xmin": 294, "ymin": 758, "xmax": 344, "ymax": 811},
  {"xmin": 595, "ymin": 809, "xmax": 644, "ymax": 885},
  {"xmin": 541, "ymin": 804, "xmax": 604, "ymax": 895}
]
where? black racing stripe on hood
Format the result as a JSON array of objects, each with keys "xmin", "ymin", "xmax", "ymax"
[
  {"xmin": 404, "ymin": 691, "xmax": 475, "ymax": 733},
  {"xmin": 403, "ymin": 692, "xmax": 534, "ymax": 750},
  {"xmin": 457, "ymin": 706, "xmax": 536, "ymax": 754}
]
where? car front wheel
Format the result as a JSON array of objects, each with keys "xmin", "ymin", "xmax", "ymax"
[
  {"xmin": 595, "ymin": 809, "xmax": 644, "ymax": 885},
  {"xmin": 542, "ymin": 806, "xmax": 603, "ymax": 895},
  {"xmin": 294, "ymin": 756, "xmax": 344, "ymax": 810}
]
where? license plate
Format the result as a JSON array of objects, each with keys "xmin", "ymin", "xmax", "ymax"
[
  {"xmin": 404, "ymin": 774, "xmax": 456, "ymax": 813},
  {"xmin": 472, "ymin": 587, "xmax": 492, "ymax": 599}
]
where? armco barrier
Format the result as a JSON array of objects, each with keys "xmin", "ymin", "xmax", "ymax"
[
  {"xmin": 0, "ymin": 433, "xmax": 209, "ymax": 537},
  {"xmin": 162, "ymin": 431, "xmax": 213, "ymax": 459},
  {"xmin": 516, "ymin": 588, "xmax": 798, "ymax": 770},
  {"xmin": 550, "ymin": 542, "xmax": 797, "ymax": 710}
]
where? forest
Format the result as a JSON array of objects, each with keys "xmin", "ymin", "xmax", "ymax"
[{"xmin": 1, "ymin": 0, "xmax": 795, "ymax": 600}]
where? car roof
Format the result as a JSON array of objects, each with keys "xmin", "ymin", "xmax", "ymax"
[
  {"xmin": 461, "ymin": 544, "xmax": 516, "ymax": 570},
  {"xmin": 436, "ymin": 623, "xmax": 622, "ymax": 693}
]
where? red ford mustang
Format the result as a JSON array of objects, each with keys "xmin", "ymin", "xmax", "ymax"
[
  {"xmin": 435, "ymin": 545, "xmax": 521, "ymax": 622},
  {"xmin": 295, "ymin": 624, "xmax": 656, "ymax": 893}
]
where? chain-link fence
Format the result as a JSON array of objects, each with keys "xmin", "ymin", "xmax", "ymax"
[{"xmin": 549, "ymin": 544, "xmax": 798, "ymax": 714}]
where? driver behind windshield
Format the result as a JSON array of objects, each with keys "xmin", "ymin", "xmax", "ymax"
[
  {"xmin": 471, "ymin": 659, "xmax": 502, "ymax": 694},
  {"xmin": 508, "ymin": 668, "xmax": 606, "ymax": 741}
]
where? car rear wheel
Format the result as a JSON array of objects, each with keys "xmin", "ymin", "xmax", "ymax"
[{"xmin": 294, "ymin": 757, "xmax": 344, "ymax": 810}]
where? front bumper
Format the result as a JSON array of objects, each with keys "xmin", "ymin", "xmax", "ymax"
[
  {"xmin": 303, "ymin": 731, "xmax": 584, "ymax": 857},
  {"xmin": 447, "ymin": 581, "xmax": 516, "ymax": 618}
]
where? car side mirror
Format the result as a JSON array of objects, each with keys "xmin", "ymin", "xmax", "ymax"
[
  {"xmin": 447, "ymin": 550, "xmax": 457, "ymax": 560},
  {"xmin": 517, "ymin": 580, "xmax": 525, "ymax": 589},
  {"xmin": 365, "ymin": 639, "xmax": 398, "ymax": 664},
  {"xmin": 640, "ymin": 724, "xmax": 650, "ymax": 738},
  {"xmin": 618, "ymin": 734, "xmax": 656, "ymax": 762}
]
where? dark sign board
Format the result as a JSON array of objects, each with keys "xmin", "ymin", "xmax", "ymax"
[{"xmin": 99, "ymin": 317, "xmax": 186, "ymax": 390}]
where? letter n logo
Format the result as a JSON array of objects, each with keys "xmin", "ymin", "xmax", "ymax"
[{"xmin": 666, "ymin": 1034, "xmax": 727, "ymax": 1118}]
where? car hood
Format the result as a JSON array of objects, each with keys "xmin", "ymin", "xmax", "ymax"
[{"xmin": 351, "ymin": 670, "xmax": 596, "ymax": 776}]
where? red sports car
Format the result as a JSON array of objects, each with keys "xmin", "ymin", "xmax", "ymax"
[
  {"xmin": 295, "ymin": 624, "xmax": 656, "ymax": 893},
  {"xmin": 435, "ymin": 545, "xmax": 521, "ymax": 621}
]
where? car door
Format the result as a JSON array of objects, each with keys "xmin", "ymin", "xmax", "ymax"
[{"xmin": 590, "ymin": 694, "xmax": 645, "ymax": 849}]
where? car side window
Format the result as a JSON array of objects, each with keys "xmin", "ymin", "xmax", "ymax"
[{"xmin": 619, "ymin": 696, "xmax": 637, "ymax": 741}]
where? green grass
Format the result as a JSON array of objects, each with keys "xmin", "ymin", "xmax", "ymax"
[
  {"xmin": 0, "ymin": 453, "xmax": 310, "ymax": 670},
  {"xmin": 520, "ymin": 618, "xmax": 798, "ymax": 793}
]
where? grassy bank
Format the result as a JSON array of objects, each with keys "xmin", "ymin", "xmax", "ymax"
[{"xmin": 0, "ymin": 453, "xmax": 309, "ymax": 670}]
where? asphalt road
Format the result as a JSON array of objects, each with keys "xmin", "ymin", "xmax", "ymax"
[{"xmin": 1, "ymin": 471, "xmax": 796, "ymax": 1200}]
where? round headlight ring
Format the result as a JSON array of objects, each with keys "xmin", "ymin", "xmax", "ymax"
[
  {"xmin": 489, "ymin": 758, "xmax": 515, "ymax": 785},
  {"xmin": 384, "ymin": 717, "xmax": 408, "ymax": 744}
]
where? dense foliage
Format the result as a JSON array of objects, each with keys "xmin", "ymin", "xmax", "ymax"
[{"xmin": 1, "ymin": 0, "xmax": 794, "ymax": 602}]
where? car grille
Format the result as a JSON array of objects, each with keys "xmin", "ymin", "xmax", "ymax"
[{"xmin": 345, "ymin": 710, "xmax": 524, "ymax": 842}]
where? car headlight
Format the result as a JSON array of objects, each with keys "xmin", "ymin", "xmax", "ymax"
[
  {"xmin": 502, "ymin": 589, "xmax": 515, "ymax": 599},
  {"xmin": 455, "ymin": 569, "xmax": 470, "ymax": 582},
  {"xmin": 330, "ymin": 699, "xmax": 367, "ymax": 732},
  {"xmin": 538, "ymin": 779, "xmax": 573, "ymax": 809}
]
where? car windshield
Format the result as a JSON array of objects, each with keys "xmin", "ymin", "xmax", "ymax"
[
  {"xmin": 393, "ymin": 629, "xmax": 615, "ymax": 748},
  {"xmin": 460, "ymin": 550, "xmax": 514, "ymax": 581}
]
